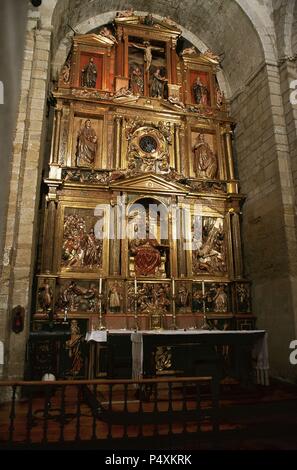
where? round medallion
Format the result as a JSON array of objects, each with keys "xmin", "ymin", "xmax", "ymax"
[{"xmin": 139, "ymin": 135, "xmax": 158, "ymax": 153}]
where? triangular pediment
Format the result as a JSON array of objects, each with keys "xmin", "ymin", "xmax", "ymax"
[
  {"xmin": 181, "ymin": 50, "xmax": 221, "ymax": 70},
  {"xmin": 74, "ymin": 33, "xmax": 115, "ymax": 47},
  {"xmin": 110, "ymin": 173, "xmax": 188, "ymax": 194}
]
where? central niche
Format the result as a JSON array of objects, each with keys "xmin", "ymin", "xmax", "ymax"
[
  {"xmin": 139, "ymin": 135, "xmax": 158, "ymax": 154},
  {"xmin": 127, "ymin": 197, "xmax": 170, "ymax": 278},
  {"xmin": 126, "ymin": 122, "xmax": 172, "ymax": 174}
]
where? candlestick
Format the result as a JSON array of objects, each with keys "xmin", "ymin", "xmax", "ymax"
[
  {"xmin": 97, "ymin": 292, "xmax": 106, "ymax": 330},
  {"xmin": 200, "ymin": 280, "xmax": 210, "ymax": 330},
  {"xmin": 63, "ymin": 308, "xmax": 68, "ymax": 323},
  {"xmin": 172, "ymin": 277, "xmax": 177, "ymax": 330}
]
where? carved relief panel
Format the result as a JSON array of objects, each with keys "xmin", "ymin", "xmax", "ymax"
[
  {"xmin": 191, "ymin": 214, "xmax": 227, "ymax": 277},
  {"xmin": 56, "ymin": 205, "xmax": 109, "ymax": 276}
]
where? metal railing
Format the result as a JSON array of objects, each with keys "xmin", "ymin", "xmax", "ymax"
[{"xmin": 0, "ymin": 376, "xmax": 219, "ymax": 449}]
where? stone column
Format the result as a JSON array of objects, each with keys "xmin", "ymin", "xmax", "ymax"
[{"xmin": 0, "ymin": 14, "xmax": 52, "ymax": 380}]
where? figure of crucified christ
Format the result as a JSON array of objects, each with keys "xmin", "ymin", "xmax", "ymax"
[{"xmin": 131, "ymin": 41, "xmax": 164, "ymax": 72}]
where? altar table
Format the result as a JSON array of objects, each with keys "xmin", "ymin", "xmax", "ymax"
[{"xmin": 86, "ymin": 329, "xmax": 269, "ymax": 386}]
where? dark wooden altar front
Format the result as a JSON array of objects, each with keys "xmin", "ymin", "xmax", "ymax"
[{"xmin": 105, "ymin": 329, "xmax": 267, "ymax": 386}]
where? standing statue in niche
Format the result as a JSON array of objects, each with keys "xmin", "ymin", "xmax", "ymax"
[
  {"xmin": 130, "ymin": 66, "xmax": 144, "ymax": 95},
  {"xmin": 76, "ymin": 119, "xmax": 98, "ymax": 167},
  {"xmin": 131, "ymin": 41, "xmax": 164, "ymax": 72},
  {"xmin": 150, "ymin": 68, "xmax": 168, "ymax": 98},
  {"xmin": 81, "ymin": 57, "xmax": 97, "ymax": 88},
  {"xmin": 108, "ymin": 284, "xmax": 122, "ymax": 313},
  {"xmin": 192, "ymin": 76, "xmax": 209, "ymax": 105},
  {"xmin": 213, "ymin": 285, "xmax": 228, "ymax": 312},
  {"xmin": 192, "ymin": 134, "xmax": 217, "ymax": 179}
]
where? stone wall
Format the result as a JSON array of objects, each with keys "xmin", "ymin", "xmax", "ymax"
[
  {"xmin": 0, "ymin": 0, "xmax": 27, "ymax": 271},
  {"xmin": 0, "ymin": 11, "xmax": 52, "ymax": 379},
  {"xmin": 231, "ymin": 60, "xmax": 297, "ymax": 379}
]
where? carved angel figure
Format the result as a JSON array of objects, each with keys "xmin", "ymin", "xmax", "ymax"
[
  {"xmin": 181, "ymin": 46, "xmax": 197, "ymax": 56},
  {"xmin": 116, "ymin": 7, "xmax": 134, "ymax": 18},
  {"xmin": 99, "ymin": 26, "xmax": 118, "ymax": 43}
]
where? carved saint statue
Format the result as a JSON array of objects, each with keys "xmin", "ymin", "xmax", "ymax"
[
  {"xmin": 150, "ymin": 68, "xmax": 168, "ymax": 98},
  {"xmin": 131, "ymin": 238, "xmax": 161, "ymax": 276},
  {"xmin": 108, "ymin": 284, "xmax": 122, "ymax": 313},
  {"xmin": 66, "ymin": 320, "xmax": 84, "ymax": 376},
  {"xmin": 81, "ymin": 58, "xmax": 97, "ymax": 88},
  {"xmin": 214, "ymin": 285, "xmax": 228, "ymax": 312},
  {"xmin": 192, "ymin": 134, "xmax": 218, "ymax": 179},
  {"xmin": 131, "ymin": 41, "xmax": 164, "ymax": 72},
  {"xmin": 62, "ymin": 63, "xmax": 70, "ymax": 84},
  {"xmin": 130, "ymin": 66, "xmax": 144, "ymax": 95},
  {"xmin": 76, "ymin": 119, "xmax": 98, "ymax": 167},
  {"xmin": 192, "ymin": 76, "xmax": 209, "ymax": 105}
]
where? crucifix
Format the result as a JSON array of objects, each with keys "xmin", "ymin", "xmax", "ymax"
[{"xmin": 131, "ymin": 40, "xmax": 164, "ymax": 72}]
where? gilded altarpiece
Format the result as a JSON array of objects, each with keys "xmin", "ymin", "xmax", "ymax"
[{"xmin": 30, "ymin": 12, "xmax": 255, "ymax": 378}]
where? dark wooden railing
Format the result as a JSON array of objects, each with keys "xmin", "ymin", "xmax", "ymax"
[{"xmin": 0, "ymin": 376, "xmax": 219, "ymax": 449}]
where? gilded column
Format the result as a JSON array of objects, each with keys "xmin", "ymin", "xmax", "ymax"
[
  {"xmin": 177, "ymin": 198, "xmax": 186, "ymax": 277},
  {"xmin": 174, "ymin": 123, "xmax": 181, "ymax": 173},
  {"xmin": 225, "ymin": 211, "xmax": 235, "ymax": 279},
  {"xmin": 224, "ymin": 125, "xmax": 235, "ymax": 180},
  {"xmin": 110, "ymin": 197, "xmax": 121, "ymax": 276},
  {"xmin": 169, "ymin": 201, "xmax": 178, "ymax": 277},
  {"xmin": 231, "ymin": 211, "xmax": 243, "ymax": 279},
  {"xmin": 50, "ymin": 105, "xmax": 62, "ymax": 165},
  {"xmin": 114, "ymin": 116, "xmax": 122, "ymax": 168},
  {"xmin": 42, "ymin": 197, "xmax": 57, "ymax": 274}
]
